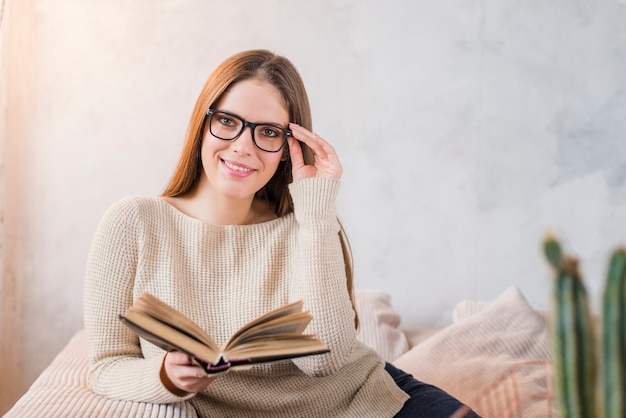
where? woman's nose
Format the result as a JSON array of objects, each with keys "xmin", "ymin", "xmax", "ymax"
[{"xmin": 232, "ymin": 126, "xmax": 257, "ymax": 153}]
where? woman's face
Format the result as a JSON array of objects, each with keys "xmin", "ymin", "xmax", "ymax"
[{"xmin": 199, "ymin": 78, "xmax": 289, "ymax": 202}]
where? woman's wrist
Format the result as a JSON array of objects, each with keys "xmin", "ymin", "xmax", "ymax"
[{"xmin": 289, "ymin": 177, "xmax": 340, "ymax": 224}]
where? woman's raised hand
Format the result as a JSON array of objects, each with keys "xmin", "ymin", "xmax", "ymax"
[{"xmin": 288, "ymin": 123, "xmax": 342, "ymax": 182}]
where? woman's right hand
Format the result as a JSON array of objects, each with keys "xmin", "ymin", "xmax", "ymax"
[
  {"xmin": 288, "ymin": 124, "xmax": 343, "ymax": 182},
  {"xmin": 161, "ymin": 351, "xmax": 217, "ymax": 395}
]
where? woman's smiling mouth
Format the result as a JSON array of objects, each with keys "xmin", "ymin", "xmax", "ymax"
[{"xmin": 222, "ymin": 159, "xmax": 255, "ymax": 177}]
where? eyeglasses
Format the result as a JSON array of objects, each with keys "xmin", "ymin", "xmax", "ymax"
[{"xmin": 205, "ymin": 109, "xmax": 291, "ymax": 153}]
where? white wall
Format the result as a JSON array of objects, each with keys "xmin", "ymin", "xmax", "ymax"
[{"xmin": 2, "ymin": 0, "xmax": 625, "ymax": 412}]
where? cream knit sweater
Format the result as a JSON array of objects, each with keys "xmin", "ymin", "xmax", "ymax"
[{"xmin": 83, "ymin": 178, "xmax": 408, "ymax": 417}]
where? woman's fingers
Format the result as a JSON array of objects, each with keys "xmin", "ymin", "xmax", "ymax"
[
  {"xmin": 289, "ymin": 124, "xmax": 333, "ymax": 161},
  {"xmin": 163, "ymin": 352, "xmax": 217, "ymax": 394},
  {"xmin": 288, "ymin": 123, "xmax": 342, "ymax": 181},
  {"xmin": 169, "ymin": 351, "xmax": 193, "ymax": 366},
  {"xmin": 287, "ymin": 137, "xmax": 315, "ymax": 182}
]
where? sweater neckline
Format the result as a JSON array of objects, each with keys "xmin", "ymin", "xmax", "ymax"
[{"xmin": 154, "ymin": 196, "xmax": 291, "ymax": 229}]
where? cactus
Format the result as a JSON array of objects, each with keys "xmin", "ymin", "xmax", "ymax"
[
  {"xmin": 601, "ymin": 248, "xmax": 626, "ymax": 418},
  {"xmin": 544, "ymin": 235, "xmax": 596, "ymax": 418},
  {"xmin": 545, "ymin": 236, "xmax": 626, "ymax": 418}
]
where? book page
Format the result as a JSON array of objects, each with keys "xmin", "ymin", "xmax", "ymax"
[
  {"xmin": 224, "ymin": 312, "xmax": 312, "ymax": 350},
  {"xmin": 225, "ymin": 300, "xmax": 305, "ymax": 348},
  {"xmin": 133, "ymin": 292, "xmax": 219, "ymax": 351},
  {"xmin": 120, "ymin": 310, "xmax": 220, "ymax": 364},
  {"xmin": 226, "ymin": 335, "xmax": 328, "ymax": 361}
]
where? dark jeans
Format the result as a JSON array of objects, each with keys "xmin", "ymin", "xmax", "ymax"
[{"xmin": 386, "ymin": 363, "xmax": 481, "ymax": 418}]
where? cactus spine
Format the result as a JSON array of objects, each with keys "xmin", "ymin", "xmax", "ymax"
[
  {"xmin": 544, "ymin": 235, "xmax": 596, "ymax": 418},
  {"xmin": 601, "ymin": 248, "xmax": 626, "ymax": 418}
]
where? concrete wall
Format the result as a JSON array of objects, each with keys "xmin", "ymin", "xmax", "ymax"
[{"xmin": 2, "ymin": 0, "xmax": 625, "ymax": 412}]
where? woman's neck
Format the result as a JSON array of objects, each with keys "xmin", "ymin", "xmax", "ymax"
[{"xmin": 163, "ymin": 188, "xmax": 276, "ymax": 226}]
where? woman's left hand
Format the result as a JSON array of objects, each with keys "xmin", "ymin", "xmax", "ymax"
[{"xmin": 288, "ymin": 123, "xmax": 342, "ymax": 182}]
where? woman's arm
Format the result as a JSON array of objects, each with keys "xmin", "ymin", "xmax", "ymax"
[
  {"xmin": 83, "ymin": 198, "xmax": 193, "ymax": 403},
  {"xmin": 288, "ymin": 178, "xmax": 357, "ymax": 376},
  {"xmin": 286, "ymin": 128, "xmax": 358, "ymax": 376}
]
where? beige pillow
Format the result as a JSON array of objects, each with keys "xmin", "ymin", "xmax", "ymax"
[
  {"xmin": 354, "ymin": 289, "xmax": 410, "ymax": 362},
  {"xmin": 393, "ymin": 287, "xmax": 552, "ymax": 418}
]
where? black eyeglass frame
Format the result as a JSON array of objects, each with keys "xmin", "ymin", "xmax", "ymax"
[{"xmin": 205, "ymin": 109, "xmax": 292, "ymax": 153}]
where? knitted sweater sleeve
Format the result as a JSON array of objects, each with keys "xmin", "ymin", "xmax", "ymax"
[
  {"xmin": 83, "ymin": 198, "xmax": 192, "ymax": 403},
  {"xmin": 287, "ymin": 178, "xmax": 358, "ymax": 376}
]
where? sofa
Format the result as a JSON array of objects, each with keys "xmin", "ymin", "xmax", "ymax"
[{"xmin": 5, "ymin": 287, "xmax": 554, "ymax": 417}]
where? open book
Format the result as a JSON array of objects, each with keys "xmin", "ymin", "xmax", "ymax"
[{"xmin": 119, "ymin": 292, "xmax": 329, "ymax": 374}]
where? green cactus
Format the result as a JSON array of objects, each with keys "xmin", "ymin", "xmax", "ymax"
[
  {"xmin": 545, "ymin": 236, "xmax": 626, "ymax": 418},
  {"xmin": 601, "ymin": 248, "xmax": 626, "ymax": 418},
  {"xmin": 544, "ymin": 235, "xmax": 596, "ymax": 418}
]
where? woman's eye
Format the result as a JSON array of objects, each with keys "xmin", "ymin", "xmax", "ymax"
[
  {"xmin": 261, "ymin": 127, "xmax": 279, "ymax": 138},
  {"xmin": 219, "ymin": 117, "xmax": 235, "ymax": 126}
]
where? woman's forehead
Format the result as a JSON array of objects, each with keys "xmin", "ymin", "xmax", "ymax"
[{"xmin": 215, "ymin": 79, "xmax": 289, "ymax": 123}]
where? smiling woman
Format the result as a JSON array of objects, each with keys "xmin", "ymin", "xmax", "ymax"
[
  {"xmin": 81, "ymin": 49, "xmax": 479, "ymax": 417},
  {"xmin": 168, "ymin": 78, "xmax": 291, "ymax": 221}
]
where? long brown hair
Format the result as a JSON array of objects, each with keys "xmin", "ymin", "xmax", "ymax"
[{"xmin": 162, "ymin": 50, "xmax": 358, "ymax": 328}]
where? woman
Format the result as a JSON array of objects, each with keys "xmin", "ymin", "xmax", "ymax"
[{"xmin": 84, "ymin": 49, "xmax": 478, "ymax": 417}]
